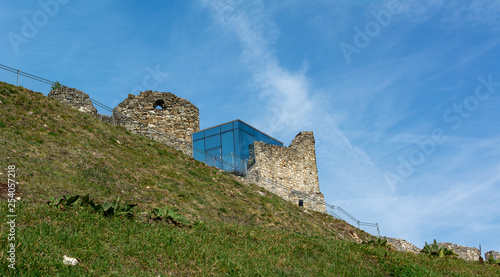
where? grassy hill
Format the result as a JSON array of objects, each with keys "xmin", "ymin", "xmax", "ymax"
[{"xmin": 1, "ymin": 81, "xmax": 499, "ymax": 276}]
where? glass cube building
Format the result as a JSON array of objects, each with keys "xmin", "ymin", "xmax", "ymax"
[{"xmin": 192, "ymin": 120, "xmax": 283, "ymax": 174}]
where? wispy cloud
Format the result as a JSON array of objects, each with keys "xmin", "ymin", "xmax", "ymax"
[{"xmin": 201, "ymin": 0, "xmax": 392, "ymax": 197}]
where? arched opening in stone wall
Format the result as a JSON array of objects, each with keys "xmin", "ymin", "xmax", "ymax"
[{"xmin": 154, "ymin": 99, "xmax": 165, "ymax": 110}]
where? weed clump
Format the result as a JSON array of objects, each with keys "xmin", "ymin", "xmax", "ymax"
[
  {"xmin": 48, "ymin": 194, "xmax": 137, "ymax": 217},
  {"xmin": 421, "ymin": 239, "xmax": 458, "ymax": 258}
]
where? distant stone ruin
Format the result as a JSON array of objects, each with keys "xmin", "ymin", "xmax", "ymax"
[
  {"xmin": 386, "ymin": 238, "xmax": 420, "ymax": 254},
  {"xmin": 388, "ymin": 238, "xmax": 485, "ymax": 262},
  {"xmin": 485, "ymin": 250, "xmax": 500, "ymax": 261},
  {"xmin": 437, "ymin": 242, "xmax": 480, "ymax": 261},
  {"xmin": 246, "ymin": 131, "xmax": 326, "ymax": 213},
  {"xmin": 113, "ymin": 90, "xmax": 199, "ymax": 156},
  {"xmin": 48, "ymin": 86, "xmax": 97, "ymax": 116}
]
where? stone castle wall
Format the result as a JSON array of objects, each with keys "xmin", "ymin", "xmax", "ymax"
[
  {"xmin": 246, "ymin": 131, "xmax": 326, "ymax": 213},
  {"xmin": 113, "ymin": 90, "xmax": 199, "ymax": 156},
  {"xmin": 48, "ymin": 86, "xmax": 97, "ymax": 116}
]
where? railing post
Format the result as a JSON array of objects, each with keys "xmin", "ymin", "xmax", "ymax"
[{"xmin": 16, "ymin": 70, "xmax": 20, "ymax": 86}]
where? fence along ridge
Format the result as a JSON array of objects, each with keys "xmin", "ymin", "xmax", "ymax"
[{"xmin": 0, "ymin": 64, "xmax": 380, "ymax": 236}]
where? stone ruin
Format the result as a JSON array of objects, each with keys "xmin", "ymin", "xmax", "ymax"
[
  {"xmin": 485, "ymin": 250, "xmax": 500, "ymax": 262},
  {"xmin": 387, "ymin": 238, "xmax": 486, "ymax": 262},
  {"xmin": 49, "ymin": 87, "xmax": 327, "ymax": 212},
  {"xmin": 386, "ymin": 238, "xmax": 420, "ymax": 254},
  {"xmin": 48, "ymin": 86, "xmax": 97, "ymax": 116},
  {"xmin": 113, "ymin": 90, "xmax": 199, "ymax": 156},
  {"xmin": 437, "ymin": 242, "xmax": 481, "ymax": 261},
  {"xmin": 246, "ymin": 131, "xmax": 326, "ymax": 213}
]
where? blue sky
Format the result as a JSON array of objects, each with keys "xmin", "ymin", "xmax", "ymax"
[{"xmin": 2, "ymin": 0, "xmax": 500, "ymax": 253}]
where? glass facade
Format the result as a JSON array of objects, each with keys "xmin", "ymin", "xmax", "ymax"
[{"xmin": 192, "ymin": 120, "xmax": 283, "ymax": 173}]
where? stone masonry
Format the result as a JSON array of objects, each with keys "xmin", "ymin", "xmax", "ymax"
[
  {"xmin": 113, "ymin": 90, "xmax": 199, "ymax": 156},
  {"xmin": 246, "ymin": 131, "xmax": 326, "ymax": 213},
  {"xmin": 485, "ymin": 250, "xmax": 500, "ymax": 262},
  {"xmin": 386, "ymin": 239, "xmax": 495, "ymax": 262},
  {"xmin": 437, "ymin": 242, "xmax": 480, "ymax": 261},
  {"xmin": 48, "ymin": 86, "xmax": 97, "ymax": 116},
  {"xmin": 386, "ymin": 238, "xmax": 420, "ymax": 254}
]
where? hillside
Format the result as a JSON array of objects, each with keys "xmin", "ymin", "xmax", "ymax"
[{"xmin": 1, "ymin": 81, "xmax": 500, "ymax": 276}]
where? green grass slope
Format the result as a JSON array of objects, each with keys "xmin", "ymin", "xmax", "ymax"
[{"xmin": 0, "ymin": 82, "xmax": 499, "ymax": 276}]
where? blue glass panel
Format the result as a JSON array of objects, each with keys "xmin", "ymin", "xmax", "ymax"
[
  {"xmin": 222, "ymin": 154, "xmax": 235, "ymax": 171},
  {"xmin": 254, "ymin": 131, "xmax": 268, "ymax": 143},
  {"xmin": 206, "ymin": 147, "xmax": 222, "ymax": 169},
  {"xmin": 205, "ymin": 126, "xmax": 221, "ymax": 137},
  {"xmin": 192, "ymin": 131, "xmax": 204, "ymax": 141},
  {"xmin": 193, "ymin": 140, "xmax": 205, "ymax": 162},
  {"xmin": 193, "ymin": 139, "xmax": 205, "ymax": 152},
  {"xmin": 240, "ymin": 122, "xmax": 254, "ymax": 136},
  {"xmin": 206, "ymin": 147, "xmax": 221, "ymax": 157},
  {"xmin": 234, "ymin": 128, "xmax": 242, "ymax": 157},
  {"xmin": 205, "ymin": 134, "xmax": 221, "ymax": 149},
  {"xmin": 221, "ymin": 131, "xmax": 234, "ymax": 155},
  {"xmin": 242, "ymin": 131, "xmax": 254, "ymax": 159},
  {"xmin": 221, "ymin": 123, "xmax": 233, "ymax": 132}
]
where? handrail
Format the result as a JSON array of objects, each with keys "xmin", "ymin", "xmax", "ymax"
[{"xmin": 0, "ymin": 64, "xmax": 54, "ymax": 85}]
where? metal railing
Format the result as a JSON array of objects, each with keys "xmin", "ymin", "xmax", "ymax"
[
  {"xmin": 0, "ymin": 63, "xmax": 380, "ymax": 236},
  {"xmin": 0, "ymin": 64, "xmax": 54, "ymax": 95},
  {"xmin": 203, "ymin": 153, "xmax": 248, "ymax": 175}
]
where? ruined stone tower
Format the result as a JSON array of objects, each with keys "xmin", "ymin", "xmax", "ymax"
[
  {"xmin": 113, "ymin": 90, "xmax": 199, "ymax": 156},
  {"xmin": 246, "ymin": 131, "xmax": 326, "ymax": 213}
]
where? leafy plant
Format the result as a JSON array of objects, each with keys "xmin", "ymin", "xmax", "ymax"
[
  {"xmin": 152, "ymin": 206, "xmax": 190, "ymax": 227},
  {"xmin": 364, "ymin": 237, "xmax": 389, "ymax": 248},
  {"xmin": 48, "ymin": 195, "xmax": 81, "ymax": 208},
  {"xmin": 48, "ymin": 194, "xmax": 96, "ymax": 208},
  {"xmin": 78, "ymin": 194, "xmax": 95, "ymax": 207},
  {"xmin": 51, "ymin": 81, "xmax": 62, "ymax": 90},
  {"xmin": 48, "ymin": 194, "xmax": 136, "ymax": 217},
  {"xmin": 487, "ymin": 255, "xmax": 500, "ymax": 265},
  {"xmin": 92, "ymin": 197, "xmax": 137, "ymax": 217},
  {"xmin": 421, "ymin": 240, "xmax": 457, "ymax": 258}
]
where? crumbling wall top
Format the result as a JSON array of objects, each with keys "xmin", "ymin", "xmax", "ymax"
[
  {"xmin": 115, "ymin": 90, "xmax": 198, "ymax": 114},
  {"xmin": 113, "ymin": 90, "xmax": 199, "ymax": 156}
]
